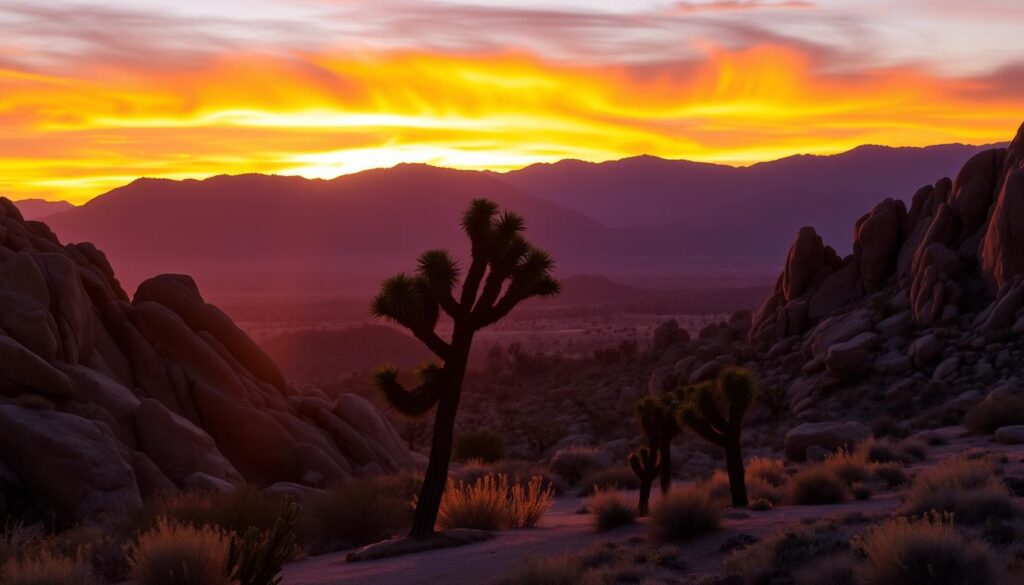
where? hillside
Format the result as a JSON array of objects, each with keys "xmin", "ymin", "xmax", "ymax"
[{"xmin": 11, "ymin": 198, "xmax": 75, "ymax": 220}]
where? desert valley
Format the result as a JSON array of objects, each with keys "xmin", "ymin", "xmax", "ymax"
[{"xmin": 3, "ymin": 1, "xmax": 1024, "ymax": 584}]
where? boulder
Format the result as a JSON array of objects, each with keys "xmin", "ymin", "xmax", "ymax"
[
  {"xmin": 932, "ymin": 356, "xmax": 960, "ymax": 381},
  {"xmin": 136, "ymin": 398, "xmax": 243, "ymax": 486},
  {"xmin": 994, "ymin": 425, "xmax": 1024, "ymax": 445},
  {"xmin": 803, "ymin": 309, "xmax": 873, "ymax": 360},
  {"xmin": 0, "ymin": 405, "xmax": 141, "ymax": 520},
  {"xmin": 951, "ymin": 148, "xmax": 1005, "ymax": 238},
  {"xmin": 908, "ymin": 334, "xmax": 943, "ymax": 368},
  {"xmin": 825, "ymin": 332, "xmax": 879, "ymax": 378},
  {"xmin": 854, "ymin": 198, "xmax": 905, "ymax": 291},
  {"xmin": 784, "ymin": 421, "xmax": 871, "ymax": 462},
  {"xmin": 980, "ymin": 167, "xmax": 1024, "ymax": 292}
]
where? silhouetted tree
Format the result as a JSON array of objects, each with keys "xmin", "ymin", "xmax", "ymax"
[
  {"xmin": 676, "ymin": 367, "xmax": 757, "ymax": 507},
  {"xmin": 372, "ymin": 199, "xmax": 559, "ymax": 538},
  {"xmin": 628, "ymin": 394, "xmax": 680, "ymax": 515}
]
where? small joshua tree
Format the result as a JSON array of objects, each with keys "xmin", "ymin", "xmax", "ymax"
[
  {"xmin": 628, "ymin": 395, "xmax": 680, "ymax": 515},
  {"xmin": 628, "ymin": 445, "xmax": 659, "ymax": 516},
  {"xmin": 372, "ymin": 199, "xmax": 559, "ymax": 538},
  {"xmin": 676, "ymin": 367, "xmax": 757, "ymax": 507}
]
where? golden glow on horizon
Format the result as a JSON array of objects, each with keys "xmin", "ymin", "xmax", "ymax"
[{"xmin": 1, "ymin": 45, "xmax": 1022, "ymax": 204}]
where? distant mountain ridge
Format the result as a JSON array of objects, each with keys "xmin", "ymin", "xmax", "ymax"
[
  {"xmin": 42, "ymin": 142, "xmax": 1003, "ymax": 296},
  {"xmin": 11, "ymin": 198, "xmax": 75, "ymax": 220}
]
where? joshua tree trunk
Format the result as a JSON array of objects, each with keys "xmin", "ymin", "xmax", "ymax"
[
  {"xmin": 637, "ymin": 474, "xmax": 654, "ymax": 517},
  {"xmin": 658, "ymin": 434, "xmax": 673, "ymax": 495},
  {"xmin": 725, "ymin": 440, "xmax": 747, "ymax": 508},
  {"xmin": 409, "ymin": 338, "xmax": 470, "ymax": 538}
]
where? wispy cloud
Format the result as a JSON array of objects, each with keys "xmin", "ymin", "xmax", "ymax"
[{"xmin": 673, "ymin": 1, "xmax": 816, "ymax": 14}]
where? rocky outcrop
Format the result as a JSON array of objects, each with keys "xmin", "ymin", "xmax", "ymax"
[
  {"xmin": 784, "ymin": 421, "xmax": 871, "ymax": 462},
  {"xmin": 0, "ymin": 200, "xmax": 414, "ymax": 522}
]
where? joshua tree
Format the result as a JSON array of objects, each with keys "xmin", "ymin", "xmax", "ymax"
[
  {"xmin": 628, "ymin": 395, "xmax": 680, "ymax": 515},
  {"xmin": 675, "ymin": 367, "xmax": 757, "ymax": 507},
  {"xmin": 371, "ymin": 198, "xmax": 559, "ymax": 538},
  {"xmin": 627, "ymin": 445, "xmax": 658, "ymax": 516}
]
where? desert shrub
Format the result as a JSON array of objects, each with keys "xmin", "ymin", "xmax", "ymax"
[
  {"xmin": 549, "ymin": 447, "xmax": 603, "ymax": 486},
  {"xmin": 0, "ymin": 550, "xmax": 95, "ymax": 585},
  {"xmin": 438, "ymin": 474, "xmax": 553, "ymax": 531},
  {"xmin": 649, "ymin": 487, "xmax": 720, "ymax": 542},
  {"xmin": 856, "ymin": 438, "xmax": 901, "ymax": 463},
  {"xmin": 301, "ymin": 476, "xmax": 415, "ymax": 553},
  {"xmin": 821, "ymin": 449, "xmax": 869, "ymax": 486},
  {"xmin": 494, "ymin": 555, "xmax": 581, "ymax": 585},
  {"xmin": 750, "ymin": 497, "xmax": 773, "ymax": 511},
  {"xmin": 508, "ymin": 477, "xmax": 555, "ymax": 529},
  {"xmin": 856, "ymin": 515, "xmax": 994, "ymax": 585},
  {"xmin": 0, "ymin": 522, "xmax": 44, "ymax": 567},
  {"xmin": 747, "ymin": 475, "xmax": 785, "ymax": 505},
  {"xmin": 904, "ymin": 458, "xmax": 1017, "ymax": 525},
  {"xmin": 870, "ymin": 462, "xmax": 909, "ymax": 488},
  {"xmin": 227, "ymin": 500, "xmax": 299, "ymax": 585},
  {"xmin": 587, "ymin": 490, "xmax": 636, "ymax": 531},
  {"xmin": 789, "ymin": 467, "xmax": 846, "ymax": 505},
  {"xmin": 454, "ymin": 430, "xmax": 506, "ymax": 463},
  {"xmin": 852, "ymin": 483, "xmax": 872, "ymax": 501},
  {"xmin": 746, "ymin": 457, "xmax": 786, "ymax": 487},
  {"xmin": 725, "ymin": 522, "xmax": 848, "ymax": 582},
  {"xmin": 701, "ymin": 470, "xmax": 733, "ymax": 506},
  {"xmin": 128, "ymin": 519, "xmax": 233, "ymax": 585},
  {"xmin": 576, "ymin": 466, "xmax": 640, "ymax": 496},
  {"xmin": 965, "ymin": 394, "xmax": 1024, "ymax": 433},
  {"xmin": 897, "ymin": 438, "xmax": 928, "ymax": 461},
  {"xmin": 794, "ymin": 557, "xmax": 856, "ymax": 585},
  {"xmin": 144, "ymin": 487, "xmax": 283, "ymax": 537}
]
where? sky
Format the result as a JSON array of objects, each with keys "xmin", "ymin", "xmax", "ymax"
[{"xmin": 1, "ymin": 0, "xmax": 1023, "ymax": 204}]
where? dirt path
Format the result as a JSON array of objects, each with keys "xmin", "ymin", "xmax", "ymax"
[{"xmin": 282, "ymin": 492, "xmax": 901, "ymax": 585}]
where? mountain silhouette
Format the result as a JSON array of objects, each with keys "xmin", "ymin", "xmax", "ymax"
[{"xmin": 44, "ymin": 144, "xmax": 1002, "ymax": 296}]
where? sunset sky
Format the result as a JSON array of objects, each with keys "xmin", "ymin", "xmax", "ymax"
[{"xmin": 2, "ymin": 0, "xmax": 1023, "ymax": 204}]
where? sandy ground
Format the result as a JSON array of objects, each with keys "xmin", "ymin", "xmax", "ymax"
[
  {"xmin": 283, "ymin": 492, "xmax": 899, "ymax": 585},
  {"xmin": 282, "ymin": 428, "xmax": 1024, "ymax": 585}
]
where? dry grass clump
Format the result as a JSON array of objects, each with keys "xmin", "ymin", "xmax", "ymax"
[
  {"xmin": 821, "ymin": 449, "xmax": 869, "ymax": 487},
  {"xmin": 746, "ymin": 457, "xmax": 786, "ymax": 487},
  {"xmin": 856, "ymin": 515, "xmax": 994, "ymax": 585},
  {"xmin": 456, "ymin": 460, "xmax": 564, "ymax": 495},
  {"xmin": 0, "ymin": 550, "xmax": 96, "ymax": 585},
  {"xmin": 965, "ymin": 393, "xmax": 1024, "ymax": 434},
  {"xmin": 904, "ymin": 457, "xmax": 1017, "ymax": 525},
  {"xmin": 576, "ymin": 466, "xmax": 640, "ymax": 496},
  {"xmin": 548, "ymin": 447, "xmax": 604, "ymax": 486},
  {"xmin": 139, "ymin": 486, "xmax": 283, "ymax": 537},
  {"xmin": 789, "ymin": 467, "xmax": 847, "ymax": 505},
  {"xmin": 587, "ymin": 490, "xmax": 636, "ymax": 531},
  {"xmin": 437, "ymin": 474, "xmax": 553, "ymax": 531},
  {"xmin": 870, "ymin": 462, "xmax": 909, "ymax": 489},
  {"xmin": 856, "ymin": 437, "xmax": 926, "ymax": 464},
  {"xmin": 493, "ymin": 555, "xmax": 581, "ymax": 585},
  {"xmin": 649, "ymin": 486, "xmax": 721, "ymax": 542},
  {"xmin": 301, "ymin": 475, "xmax": 417, "ymax": 553},
  {"xmin": 724, "ymin": 521, "xmax": 848, "ymax": 583},
  {"xmin": 128, "ymin": 518, "xmax": 234, "ymax": 585}
]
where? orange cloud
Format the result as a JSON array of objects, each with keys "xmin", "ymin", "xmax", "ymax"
[{"xmin": 1, "ymin": 44, "xmax": 1022, "ymax": 204}]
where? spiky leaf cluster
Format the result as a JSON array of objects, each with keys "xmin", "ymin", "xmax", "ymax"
[
  {"xmin": 372, "ymin": 198, "xmax": 559, "ymax": 415},
  {"xmin": 676, "ymin": 367, "xmax": 757, "ymax": 447},
  {"xmin": 628, "ymin": 447, "xmax": 659, "ymax": 481}
]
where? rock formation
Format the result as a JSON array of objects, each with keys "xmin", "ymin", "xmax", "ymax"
[
  {"xmin": 0, "ymin": 199, "xmax": 414, "ymax": 523},
  {"xmin": 649, "ymin": 121, "xmax": 1024, "ymax": 459}
]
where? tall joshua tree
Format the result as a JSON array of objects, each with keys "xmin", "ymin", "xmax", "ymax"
[
  {"xmin": 675, "ymin": 367, "xmax": 757, "ymax": 507},
  {"xmin": 371, "ymin": 199, "xmax": 559, "ymax": 538}
]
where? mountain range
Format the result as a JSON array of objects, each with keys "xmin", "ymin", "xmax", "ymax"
[{"xmin": 29, "ymin": 142, "xmax": 1000, "ymax": 297}]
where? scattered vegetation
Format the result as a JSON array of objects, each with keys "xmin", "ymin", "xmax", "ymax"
[
  {"xmin": 576, "ymin": 466, "xmax": 639, "ymax": 497},
  {"xmin": 454, "ymin": 430, "xmax": 506, "ymax": 463},
  {"xmin": 587, "ymin": 490, "xmax": 636, "ymax": 531},
  {"xmin": 821, "ymin": 449, "xmax": 870, "ymax": 487},
  {"xmin": 676, "ymin": 367, "xmax": 758, "ymax": 507},
  {"xmin": 493, "ymin": 555, "xmax": 581, "ymax": 585},
  {"xmin": 649, "ymin": 487, "xmax": 721, "ymax": 542},
  {"xmin": 725, "ymin": 520, "xmax": 848, "ymax": 583},
  {"xmin": 128, "ymin": 519, "xmax": 234, "ymax": 585},
  {"xmin": 437, "ymin": 474, "xmax": 553, "ymax": 531},
  {"xmin": 629, "ymin": 392, "xmax": 682, "ymax": 515},
  {"xmin": 0, "ymin": 550, "xmax": 95, "ymax": 585},
  {"xmin": 904, "ymin": 457, "xmax": 1017, "ymax": 525},
  {"xmin": 856, "ymin": 515, "xmax": 995, "ymax": 585},
  {"xmin": 549, "ymin": 447, "xmax": 603, "ymax": 487},
  {"xmin": 300, "ymin": 476, "xmax": 417, "ymax": 553},
  {"xmin": 789, "ymin": 467, "xmax": 847, "ymax": 505}
]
